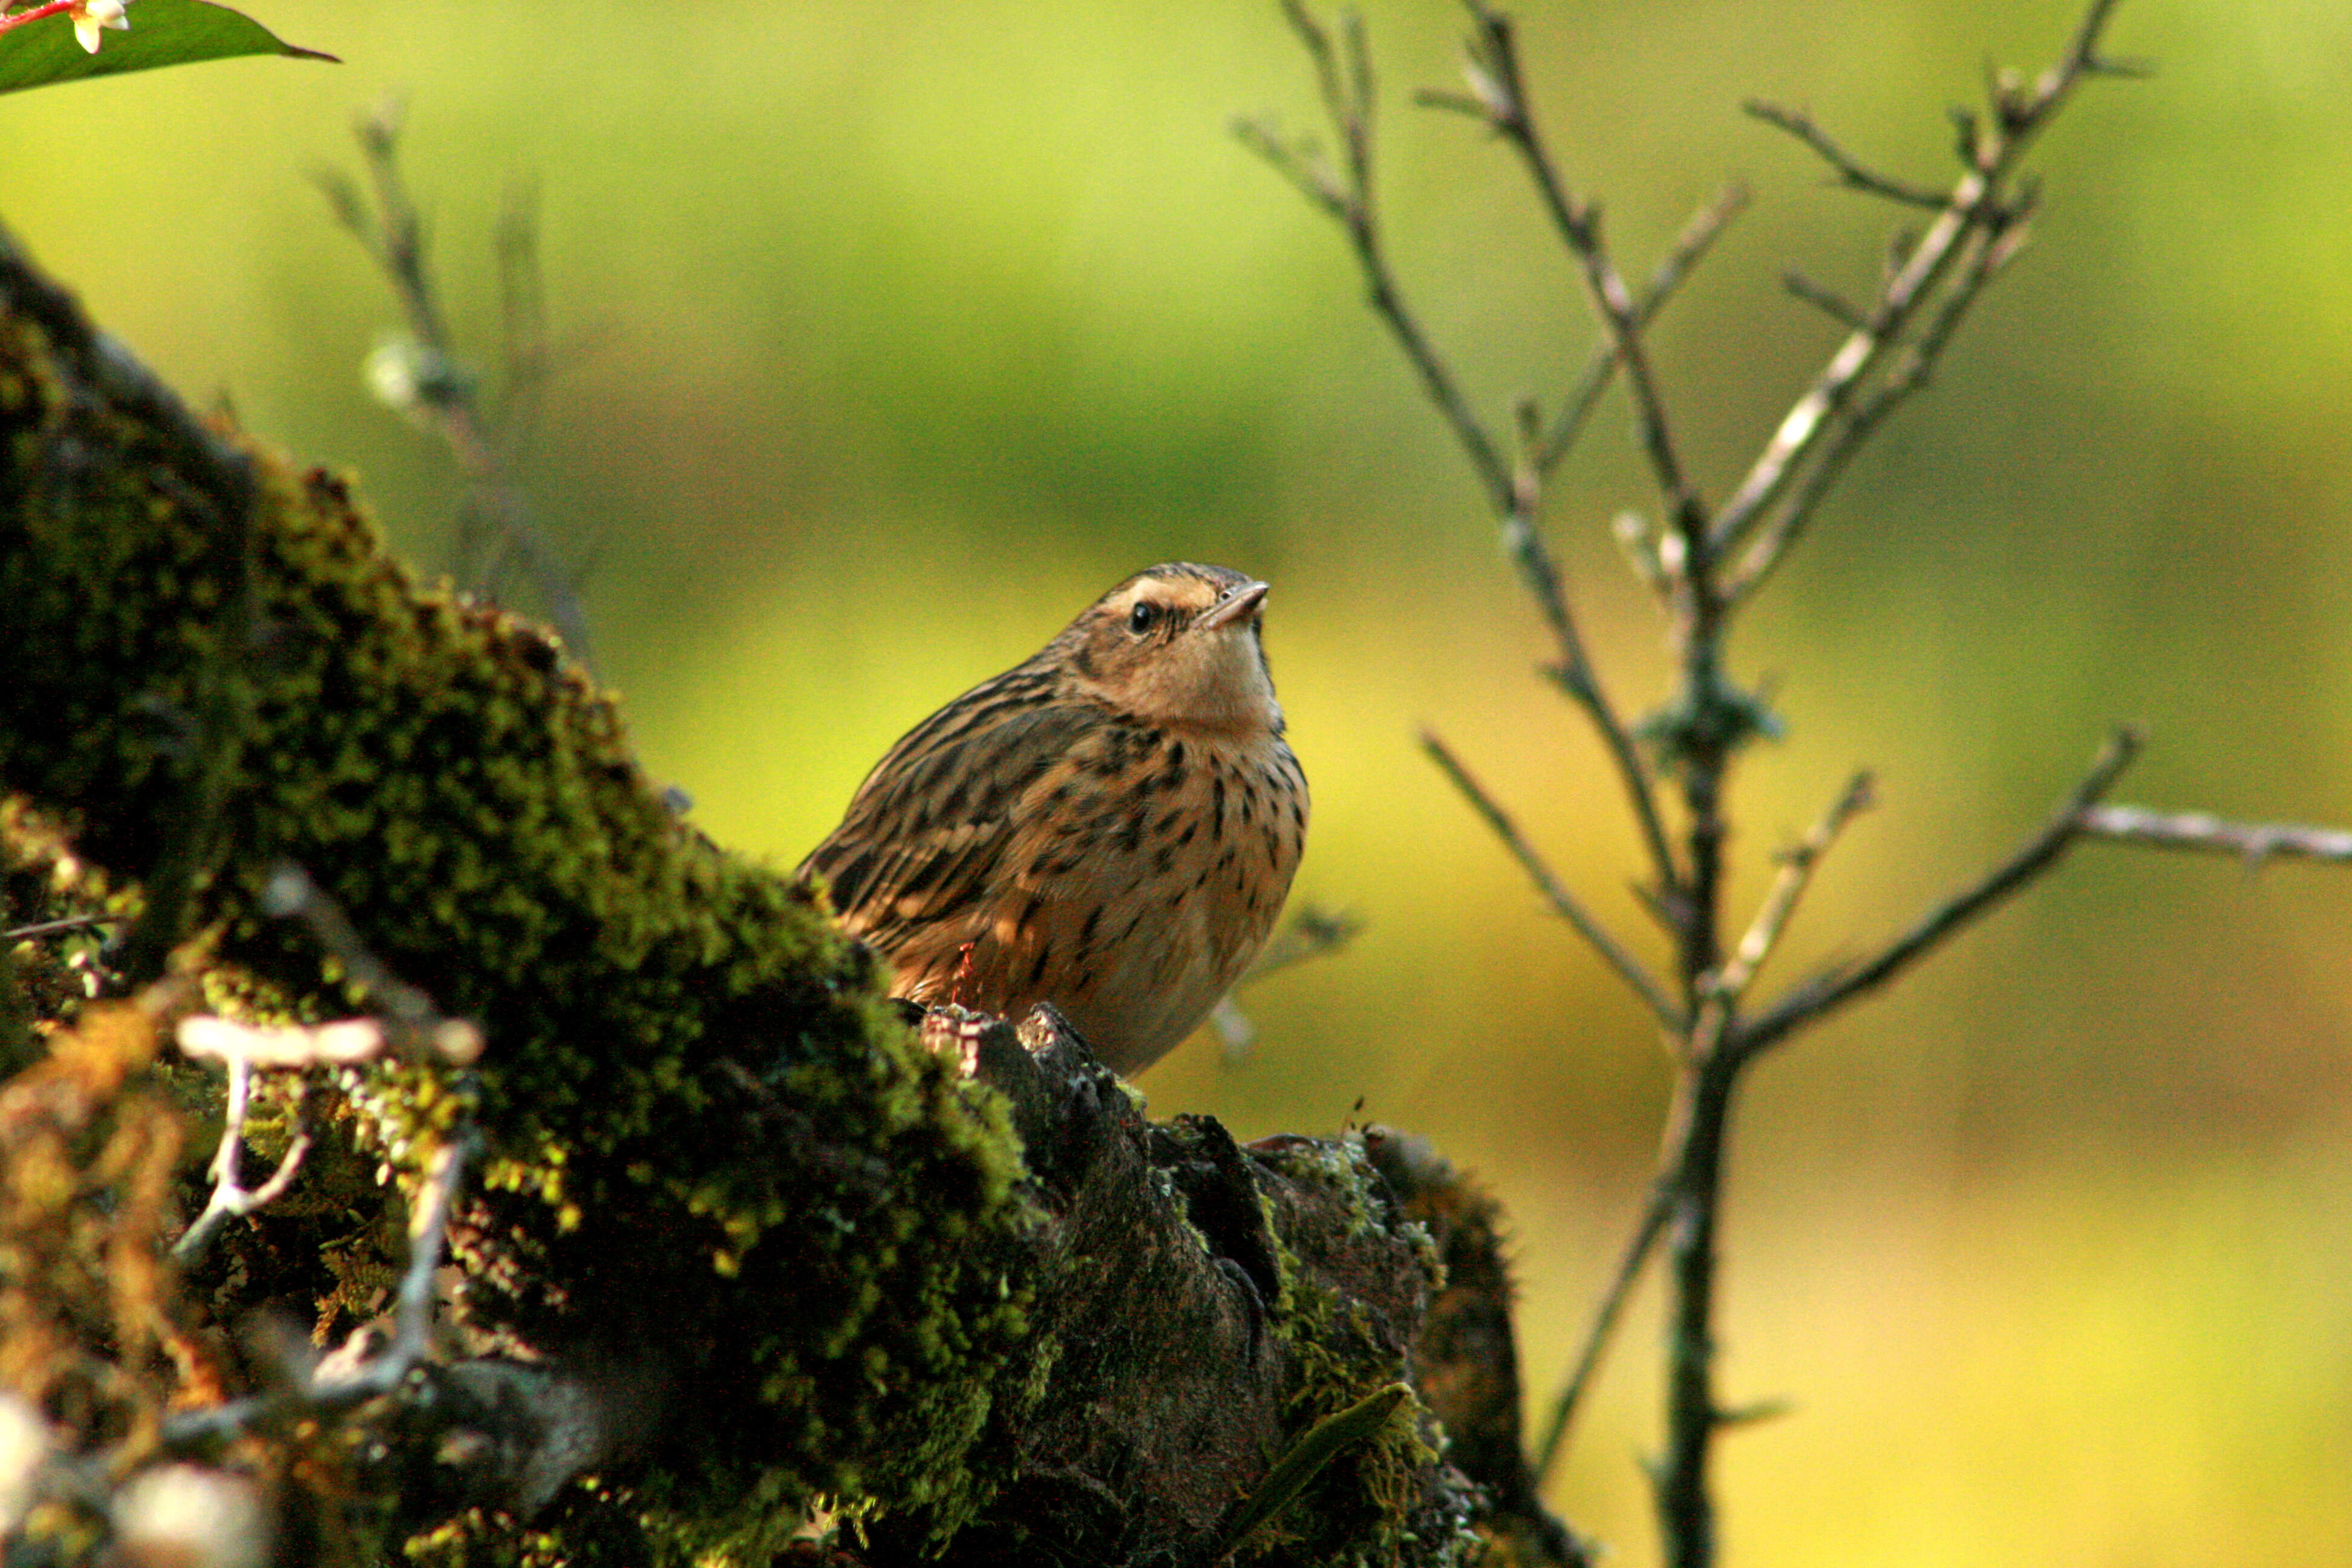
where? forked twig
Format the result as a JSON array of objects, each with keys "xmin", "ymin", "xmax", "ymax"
[
  {"xmin": 1240, "ymin": 4, "xmax": 1509, "ymax": 510},
  {"xmin": 1243, "ymin": 4, "xmax": 1691, "ymax": 907},
  {"xmin": 1252, "ymin": 7, "xmax": 2143, "ymax": 1566},
  {"xmin": 171, "ymin": 1056, "xmax": 314, "ymax": 1264},
  {"xmin": 1710, "ymin": 0, "xmax": 2129, "ymax": 573},
  {"xmin": 1734, "ymin": 730, "xmax": 2139, "ymax": 1063},
  {"xmin": 1724, "ymin": 204, "xmax": 2034, "ymax": 601},
  {"xmin": 162, "ymin": 1128, "xmax": 480, "ymax": 1450},
  {"xmin": 1451, "ymin": 1, "xmax": 1707, "ymax": 554},
  {"xmin": 1538, "ymin": 182, "xmax": 1751, "ymax": 479}
]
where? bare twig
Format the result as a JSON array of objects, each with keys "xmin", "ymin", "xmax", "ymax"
[
  {"xmin": 1258, "ymin": 8, "xmax": 2138, "ymax": 1567},
  {"xmin": 1734, "ymin": 730, "xmax": 2140, "ymax": 1063},
  {"xmin": 1546, "ymin": 188, "xmax": 1746, "ymax": 903},
  {"xmin": 162, "ymin": 1128, "xmax": 479, "ymax": 1449},
  {"xmin": 1455, "ymin": 2, "xmax": 1708, "ymax": 554},
  {"xmin": 1448, "ymin": 1, "xmax": 1748, "ymax": 991},
  {"xmin": 1529, "ymin": 1180, "xmax": 1672, "ymax": 1488},
  {"xmin": 1779, "ymin": 270, "xmax": 1869, "ymax": 332},
  {"xmin": 1244, "ymin": 5, "xmax": 1685, "ymax": 910},
  {"xmin": 1241, "ymin": 5, "xmax": 1510, "ymax": 512},
  {"xmin": 321, "ymin": 102, "xmax": 594, "ymax": 673},
  {"xmin": 1723, "ymin": 203, "xmax": 2033, "ymax": 602},
  {"xmin": 1710, "ymin": 1, "xmax": 2127, "ymax": 573},
  {"xmin": 1, "ymin": 913, "xmax": 119, "ymax": 942},
  {"xmin": 170, "ymin": 1055, "xmax": 314, "ymax": 1264},
  {"xmin": 1540, "ymin": 653, "xmax": 1685, "ymax": 916},
  {"xmin": 169, "ymin": 861, "xmax": 483, "ymax": 1263},
  {"xmin": 1707, "ymin": 771, "xmax": 1875, "ymax": 1004},
  {"xmin": 1423, "ymin": 731, "xmax": 1681, "ymax": 1030},
  {"xmin": 2079, "ymin": 805, "xmax": 2352, "ymax": 866},
  {"xmin": 1743, "ymin": 100, "xmax": 1949, "ymax": 210},
  {"xmin": 177, "ymin": 1015, "xmax": 399, "ymax": 1070},
  {"xmin": 1538, "ymin": 182, "xmax": 1751, "ymax": 478},
  {"xmin": 377, "ymin": 1130, "xmax": 473, "ymax": 1387}
]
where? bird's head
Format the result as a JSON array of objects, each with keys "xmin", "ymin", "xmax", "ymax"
[{"xmin": 1048, "ymin": 563, "xmax": 1284, "ymax": 734}]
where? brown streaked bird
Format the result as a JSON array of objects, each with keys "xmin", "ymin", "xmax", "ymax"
[{"xmin": 798, "ymin": 563, "xmax": 1307, "ymax": 1076}]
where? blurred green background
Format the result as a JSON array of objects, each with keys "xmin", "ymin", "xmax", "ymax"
[{"xmin": 7, "ymin": 0, "xmax": 2350, "ymax": 1561}]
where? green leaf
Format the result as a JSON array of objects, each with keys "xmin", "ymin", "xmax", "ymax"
[
  {"xmin": 1212, "ymin": 1382, "xmax": 1413, "ymax": 1561},
  {"xmin": 0, "ymin": 0, "xmax": 336, "ymax": 96}
]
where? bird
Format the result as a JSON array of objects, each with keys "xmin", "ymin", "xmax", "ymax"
[{"xmin": 799, "ymin": 563, "xmax": 1307, "ymax": 1076}]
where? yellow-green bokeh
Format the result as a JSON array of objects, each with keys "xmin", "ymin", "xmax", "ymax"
[{"xmin": 5, "ymin": 2, "xmax": 2350, "ymax": 1562}]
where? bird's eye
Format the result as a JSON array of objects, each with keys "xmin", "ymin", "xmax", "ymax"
[{"xmin": 1127, "ymin": 601, "xmax": 1160, "ymax": 636}]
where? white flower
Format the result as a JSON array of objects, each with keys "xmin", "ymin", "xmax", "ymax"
[{"xmin": 72, "ymin": 0, "xmax": 129, "ymax": 55}]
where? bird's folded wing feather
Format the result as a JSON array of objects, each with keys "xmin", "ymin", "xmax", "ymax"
[{"xmin": 799, "ymin": 698, "xmax": 1099, "ymax": 952}]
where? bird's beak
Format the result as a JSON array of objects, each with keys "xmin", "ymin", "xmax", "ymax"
[{"xmin": 1197, "ymin": 579, "xmax": 1269, "ymax": 632}]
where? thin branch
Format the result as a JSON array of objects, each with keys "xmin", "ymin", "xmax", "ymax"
[
  {"xmin": 1538, "ymin": 181, "xmax": 1750, "ymax": 478},
  {"xmin": 1733, "ymin": 729, "xmax": 2140, "ymax": 1063},
  {"xmin": 1447, "ymin": 2, "xmax": 1744, "ymax": 990},
  {"xmin": 1, "ymin": 913, "xmax": 119, "ymax": 942},
  {"xmin": 1458, "ymin": 2, "xmax": 1708, "ymax": 552},
  {"xmin": 169, "ymin": 852, "xmax": 489, "ymax": 1264},
  {"xmin": 1422, "ymin": 731, "xmax": 1682, "ymax": 1030},
  {"xmin": 1724, "ymin": 203, "xmax": 2031, "ymax": 602},
  {"xmin": 1710, "ymin": 1, "xmax": 2129, "ymax": 568},
  {"xmin": 1247, "ymin": 5, "xmax": 1686, "ymax": 908},
  {"xmin": 1529, "ymin": 1180, "xmax": 1672, "ymax": 1489},
  {"xmin": 1506, "ymin": 431, "xmax": 1683, "ymax": 912},
  {"xmin": 322, "ymin": 103, "xmax": 596, "ymax": 673},
  {"xmin": 379, "ymin": 1131, "xmax": 474, "ymax": 1384},
  {"xmin": 171, "ymin": 1057, "xmax": 314, "ymax": 1264},
  {"xmin": 162, "ymin": 1128, "xmax": 479, "ymax": 1449},
  {"xmin": 1742, "ymin": 100, "xmax": 1949, "ymax": 210},
  {"xmin": 1229, "ymin": 119, "xmax": 1348, "ymax": 220},
  {"xmin": 1540, "ymin": 655, "xmax": 1685, "ymax": 916},
  {"xmin": 178, "ymin": 1014, "xmax": 403, "ymax": 1070},
  {"xmin": 1706, "ymin": 770, "xmax": 1875, "ymax": 1004},
  {"xmin": 2079, "ymin": 804, "xmax": 2352, "ymax": 866},
  {"xmin": 1243, "ymin": 4, "xmax": 1511, "ymax": 512},
  {"xmin": 1779, "ymin": 270, "xmax": 1869, "ymax": 333}
]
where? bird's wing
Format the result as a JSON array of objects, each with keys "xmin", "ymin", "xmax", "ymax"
[{"xmin": 798, "ymin": 693, "xmax": 1094, "ymax": 956}]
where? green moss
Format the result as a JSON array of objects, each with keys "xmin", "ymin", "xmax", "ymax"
[
  {"xmin": 1243, "ymin": 1132, "xmax": 1478, "ymax": 1568},
  {"xmin": 1, "ymin": 292, "xmax": 1047, "ymax": 1558}
]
